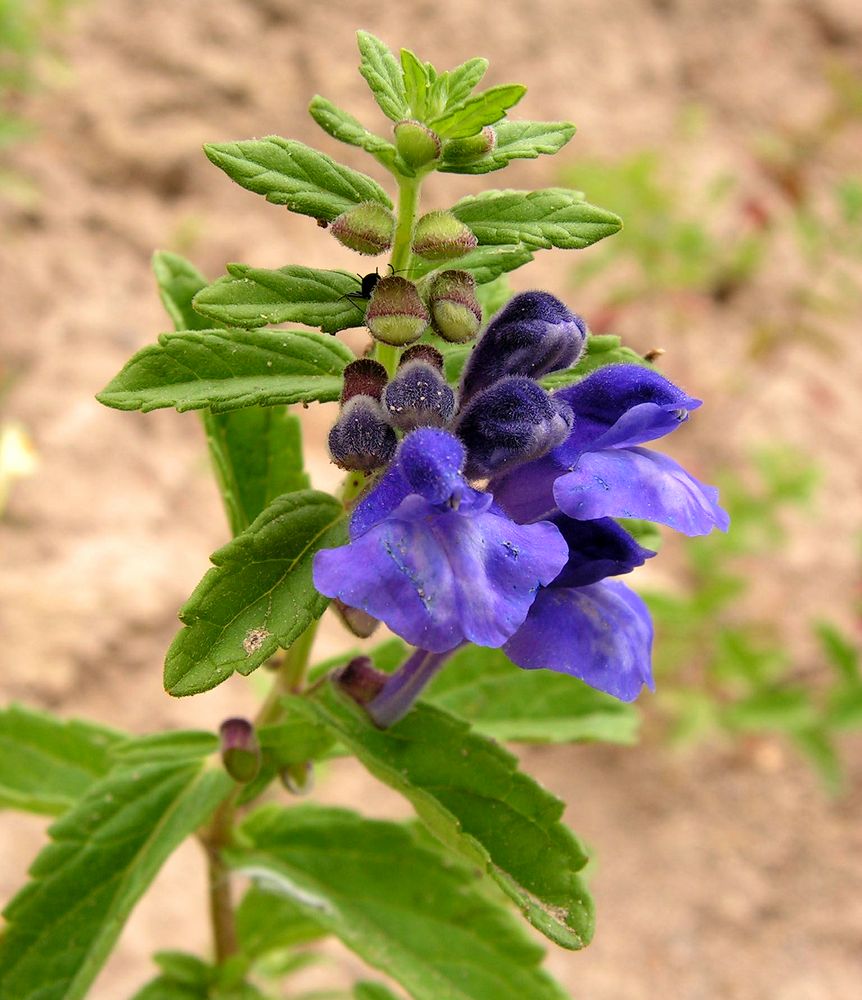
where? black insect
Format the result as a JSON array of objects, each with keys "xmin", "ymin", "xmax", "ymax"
[{"xmin": 339, "ymin": 265, "xmax": 404, "ymax": 314}]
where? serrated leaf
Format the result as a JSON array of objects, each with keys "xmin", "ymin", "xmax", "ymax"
[
  {"xmin": 295, "ymin": 682, "xmax": 593, "ymax": 949},
  {"xmin": 443, "ymin": 57, "xmax": 489, "ymax": 111},
  {"xmin": 357, "ymin": 31, "xmax": 408, "ymax": 122},
  {"xmin": 452, "ymin": 188, "xmax": 622, "ymax": 250},
  {"xmin": 411, "ymin": 244, "xmax": 534, "ymax": 284},
  {"xmin": 152, "ymin": 252, "xmax": 213, "ymax": 332},
  {"xmin": 307, "ymin": 97, "xmax": 398, "ymax": 170},
  {"xmin": 540, "ymin": 334, "xmax": 650, "ymax": 389},
  {"xmin": 399, "ymin": 49, "xmax": 429, "ymax": 120},
  {"xmin": 193, "ymin": 265, "xmax": 365, "ymax": 333},
  {"xmin": 97, "ymin": 327, "xmax": 352, "ymax": 414},
  {"xmin": 0, "ymin": 759, "xmax": 231, "ymax": 1000},
  {"xmin": 165, "ymin": 490, "xmax": 347, "ymax": 697},
  {"xmin": 204, "ymin": 137, "xmax": 391, "ymax": 220},
  {"xmin": 441, "ymin": 121, "xmax": 577, "ymax": 175},
  {"xmin": 0, "ymin": 705, "xmax": 124, "ymax": 816},
  {"xmin": 230, "ymin": 805, "xmax": 570, "ymax": 1000},
  {"xmin": 425, "ymin": 645, "xmax": 639, "ymax": 744},
  {"xmin": 431, "ymin": 84, "xmax": 526, "ymax": 140},
  {"xmin": 236, "ymin": 885, "xmax": 326, "ymax": 959}
]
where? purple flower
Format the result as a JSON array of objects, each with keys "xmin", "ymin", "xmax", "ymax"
[
  {"xmin": 313, "ymin": 428, "xmax": 568, "ymax": 653},
  {"xmin": 492, "ymin": 364, "xmax": 729, "ymax": 536}
]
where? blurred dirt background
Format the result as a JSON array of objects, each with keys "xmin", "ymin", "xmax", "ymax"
[{"xmin": 2, "ymin": 1, "xmax": 862, "ymax": 997}]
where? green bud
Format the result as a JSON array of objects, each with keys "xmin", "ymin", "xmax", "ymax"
[
  {"xmin": 412, "ymin": 210, "xmax": 478, "ymax": 261},
  {"xmin": 394, "ymin": 119, "xmax": 442, "ymax": 169},
  {"xmin": 428, "ymin": 269, "xmax": 482, "ymax": 343},
  {"xmin": 330, "ymin": 201, "xmax": 395, "ymax": 256},
  {"xmin": 442, "ymin": 126, "xmax": 497, "ymax": 165},
  {"xmin": 219, "ymin": 718, "xmax": 261, "ymax": 784},
  {"xmin": 365, "ymin": 275, "xmax": 429, "ymax": 346},
  {"xmin": 281, "ymin": 761, "xmax": 315, "ymax": 796}
]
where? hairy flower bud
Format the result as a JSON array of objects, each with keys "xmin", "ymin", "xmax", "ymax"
[
  {"xmin": 341, "ymin": 358, "xmax": 388, "ymax": 403},
  {"xmin": 428, "ymin": 269, "xmax": 482, "ymax": 343},
  {"xmin": 399, "ymin": 343, "xmax": 445, "ymax": 370},
  {"xmin": 411, "ymin": 210, "xmax": 478, "ymax": 261},
  {"xmin": 394, "ymin": 119, "xmax": 442, "ymax": 169},
  {"xmin": 332, "ymin": 597, "xmax": 380, "ymax": 638},
  {"xmin": 442, "ymin": 126, "xmax": 497, "ymax": 165},
  {"xmin": 330, "ymin": 202, "xmax": 395, "ymax": 256},
  {"xmin": 457, "ymin": 376, "xmax": 574, "ymax": 478},
  {"xmin": 365, "ymin": 275, "xmax": 429, "ymax": 346},
  {"xmin": 219, "ymin": 718, "xmax": 261, "ymax": 784},
  {"xmin": 460, "ymin": 291, "xmax": 587, "ymax": 404},
  {"xmin": 383, "ymin": 358, "xmax": 456, "ymax": 431},
  {"xmin": 398, "ymin": 428, "xmax": 466, "ymax": 504},
  {"xmin": 328, "ymin": 396, "xmax": 396, "ymax": 471}
]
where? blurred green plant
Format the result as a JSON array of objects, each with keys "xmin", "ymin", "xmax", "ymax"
[{"xmin": 644, "ymin": 448, "xmax": 862, "ymax": 793}]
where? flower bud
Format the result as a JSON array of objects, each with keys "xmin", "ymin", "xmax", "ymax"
[
  {"xmin": 328, "ymin": 396, "xmax": 397, "ymax": 471},
  {"xmin": 383, "ymin": 358, "xmax": 456, "ymax": 431},
  {"xmin": 280, "ymin": 761, "xmax": 314, "ymax": 796},
  {"xmin": 428, "ymin": 269, "xmax": 482, "ymax": 343},
  {"xmin": 398, "ymin": 428, "xmax": 466, "ymax": 504},
  {"xmin": 394, "ymin": 119, "xmax": 442, "ymax": 169},
  {"xmin": 219, "ymin": 718, "xmax": 261, "ymax": 784},
  {"xmin": 365, "ymin": 275, "xmax": 429, "ymax": 346},
  {"xmin": 411, "ymin": 210, "xmax": 478, "ymax": 261},
  {"xmin": 330, "ymin": 201, "xmax": 395, "ymax": 256},
  {"xmin": 460, "ymin": 291, "xmax": 587, "ymax": 404},
  {"xmin": 399, "ymin": 344, "xmax": 445, "ymax": 370},
  {"xmin": 442, "ymin": 127, "xmax": 497, "ymax": 165},
  {"xmin": 456, "ymin": 376, "xmax": 574, "ymax": 478},
  {"xmin": 332, "ymin": 597, "xmax": 380, "ymax": 638},
  {"xmin": 341, "ymin": 358, "xmax": 388, "ymax": 403},
  {"xmin": 335, "ymin": 655, "xmax": 388, "ymax": 704}
]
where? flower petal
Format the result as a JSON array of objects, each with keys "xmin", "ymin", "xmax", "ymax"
[
  {"xmin": 488, "ymin": 455, "xmax": 562, "ymax": 523},
  {"xmin": 554, "ymin": 446, "xmax": 729, "ymax": 536},
  {"xmin": 503, "ymin": 580, "xmax": 654, "ymax": 701},
  {"xmin": 315, "ymin": 500, "xmax": 568, "ymax": 653},
  {"xmin": 550, "ymin": 515, "xmax": 655, "ymax": 588}
]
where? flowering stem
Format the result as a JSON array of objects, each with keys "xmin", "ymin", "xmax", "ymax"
[{"xmin": 366, "ymin": 647, "xmax": 452, "ymax": 727}]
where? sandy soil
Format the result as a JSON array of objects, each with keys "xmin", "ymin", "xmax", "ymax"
[{"xmin": 2, "ymin": 1, "xmax": 862, "ymax": 997}]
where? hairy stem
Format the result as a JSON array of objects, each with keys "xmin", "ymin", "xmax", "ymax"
[{"xmin": 202, "ymin": 794, "xmax": 240, "ymax": 963}]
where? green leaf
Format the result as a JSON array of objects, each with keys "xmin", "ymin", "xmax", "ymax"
[
  {"xmin": 723, "ymin": 689, "xmax": 817, "ymax": 733},
  {"xmin": 131, "ymin": 977, "xmax": 204, "ymax": 1000},
  {"xmin": 193, "ymin": 264, "xmax": 365, "ymax": 333},
  {"xmin": 112, "ymin": 730, "xmax": 220, "ymax": 764},
  {"xmin": 354, "ymin": 983, "xmax": 401, "ymax": 1000},
  {"xmin": 236, "ymin": 885, "xmax": 326, "ymax": 959},
  {"xmin": 230, "ymin": 805, "xmax": 570, "ymax": 1000},
  {"xmin": 97, "ymin": 327, "xmax": 353, "ymax": 414},
  {"xmin": 399, "ymin": 49, "xmax": 429, "ymax": 120},
  {"xmin": 425, "ymin": 645, "xmax": 639, "ymax": 744},
  {"xmin": 0, "ymin": 758, "xmax": 231, "ymax": 1000},
  {"xmin": 0, "ymin": 705, "xmax": 124, "ymax": 816},
  {"xmin": 452, "ymin": 188, "xmax": 622, "ymax": 250},
  {"xmin": 816, "ymin": 622, "xmax": 859, "ymax": 684},
  {"xmin": 257, "ymin": 715, "xmax": 336, "ymax": 768},
  {"xmin": 152, "ymin": 252, "xmax": 213, "ymax": 332},
  {"xmin": 165, "ymin": 490, "xmax": 347, "ymax": 696},
  {"xmin": 441, "ymin": 121, "xmax": 577, "ymax": 175},
  {"xmin": 442, "ymin": 58, "xmax": 489, "ymax": 112},
  {"xmin": 295, "ymin": 682, "xmax": 593, "ymax": 949},
  {"xmin": 204, "ymin": 137, "xmax": 391, "ymax": 220},
  {"xmin": 430, "ymin": 84, "xmax": 526, "ymax": 140},
  {"xmin": 356, "ymin": 31, "xmax": 408, "ymax": 122},
  {"xmin": 411, "ymin": 244, "xmax": 534, "ymax": 284},
  {"xmin": 540, "ymin": 333, "xmax": 650, "ymax": 390},
  {"xmin": 307, "ymin": 96, "xmax": 398, "ymax": 170}
]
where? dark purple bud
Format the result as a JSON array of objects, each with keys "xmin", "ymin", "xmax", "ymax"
[
  {"xmin": 382, "ymin": 359, "xmax": 456, "ymax": 431},
  {"xmin": 219, "ymin": 718, "xmax": 261, "ymax": 784},
  {"xmin": 280, "ymin": 761, "xmax": 315, "ymax": 796},
  {"xmin": 330, "ymin": 201, "xmax": 395, "ymax": 256},
  {"xmin": 365, "ymin": 275, "xmax": 430, "ymax": 346},
  {"xmin": 394, "ymin": 119, "xmax": 442, "ymax": 169},
  {"xmin": 335, "ymin": 655, "xmax": 388, "ymax": 705},
  {"xmin": 328, "ymin": 396, "xmax": 396, "ymax": 471},
  {"xmin": 460, "ymin": 291, "xmax": 587, "ymax": 404},
  {"xmin": 456, "ymin": 376, "xmax": 573, "ymax": 479},
  {"xmin": 442, "ymin": 127, "xmax": 497, "ymax": 165},
  {"xmin": 332, "ymin": 597, "xmax": 380, "ymax": 638},
  {"xmin": 428, "ymin": 270, "xmax": 482, "ymax": 343},
  {"xmin": 341, "ymin": 358, "xmax": 388, "ymax": 403},
  {"xmin": 399, "ymin": 343, "xmax": 445, "ymax": 370},
  {"xmin": 397, "ymin": 428, "xmax": 466, "ymax": 504},
  {"xmin": 412, "ymin": 211, "xmax": 478, "ymax": 261}
]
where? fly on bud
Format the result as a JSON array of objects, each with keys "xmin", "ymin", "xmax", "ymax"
[
  {"xmin": 219, "ymin": 718, "xmax": 261, "ymax": 784},
  {"xmin": 394, "ymin": 119, "xmax": 442, "ymax": 170},
  {"xmin": 442, "ymin": 126, "xmax": 497, "ymax": 166},
  {"xmin": 364, "ymin": 275, "xmax": 429, "ymax": 346},
  {"xmin": 330, "ymin": 201, "xmax": 396, "ymax": 256},
  {"xmin": 412, "ymin": 210, "xmax": 478, "ymax": 261},
  {"xmin": 428, "ymin": 269, "xmax": 482, "ymax": 343}
]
